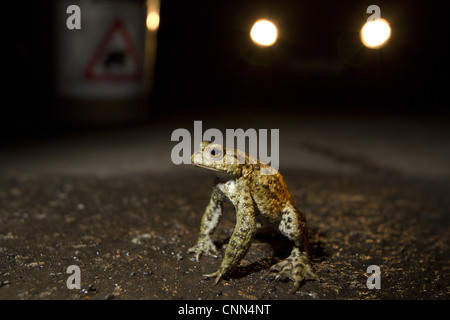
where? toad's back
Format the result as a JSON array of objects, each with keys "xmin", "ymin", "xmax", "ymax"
[{"xmin": 246, "ymin": 163, "xmax": 295, "ymax": 223}]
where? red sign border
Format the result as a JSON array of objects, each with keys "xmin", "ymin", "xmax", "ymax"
[{"xmin": 84, "ymin": 20, "xmax": 142, "ymax": 81}]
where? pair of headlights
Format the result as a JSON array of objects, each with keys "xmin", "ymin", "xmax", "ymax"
[{"xmin": 250, "ymin": 18, "xmax": 391, "ymax": 49}]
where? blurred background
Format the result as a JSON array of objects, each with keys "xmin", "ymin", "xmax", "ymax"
[
  {"xmin": 3, "ymin": 0, "xmax": 447, "ymax": 139},
  {"xmin": 2, "ymin": 0, "xmax": 449, "ymax": 180}
]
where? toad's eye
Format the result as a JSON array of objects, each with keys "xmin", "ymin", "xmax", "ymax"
[{"xmin": 209, "ymin": 148, "xmax": 222, "ymax": 158}]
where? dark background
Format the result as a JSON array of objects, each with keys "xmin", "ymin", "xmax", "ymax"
[{"xmin": 4, "ymin": 0, "xmax": 448, "ymax": 138}]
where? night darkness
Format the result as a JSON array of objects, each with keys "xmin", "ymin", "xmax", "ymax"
[
  {"xmin": 3, "ymin": 0, "xmax": 448, "ymax": 137},
  {"xmin": 152, "ymin": 0, "xmax": 445, "ymax": 111}
]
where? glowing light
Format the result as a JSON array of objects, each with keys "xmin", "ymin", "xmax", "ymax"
[
  {"xmin": 360, "ymin": 19, "xmax": 391, "ymax": 49},
  {"xmin": 250, "ymin": 19, "xmax": 278, "ymax": 46},
  {"xmin": 146, "ymin": 11, "xmax": 160, "ymax": 31}
]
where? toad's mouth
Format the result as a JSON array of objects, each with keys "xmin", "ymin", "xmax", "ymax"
[{"xmin": 191, "ymin": 162, "xmax": 224, "ymax": 172}]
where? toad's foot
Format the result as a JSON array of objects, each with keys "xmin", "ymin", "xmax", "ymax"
[
  {"xmin": 187, "ymin": 238, "xmax": 218, "ymax": 261},
  {"xmin": 270, "ymin": 248, "xmax": 319, "ymax": 293},
  {"xmin": 202, "ymin": 269, "xmax": 223, "ymax": 285}
]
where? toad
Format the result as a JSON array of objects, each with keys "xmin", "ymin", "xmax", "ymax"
[{"xmin": 188, "ymin": 141, "xmax": 318, "ymax": 292}]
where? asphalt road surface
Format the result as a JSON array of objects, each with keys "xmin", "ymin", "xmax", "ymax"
[{"xmin": 1, "ymin": 111, "xmax": 448, "ymax": 300}]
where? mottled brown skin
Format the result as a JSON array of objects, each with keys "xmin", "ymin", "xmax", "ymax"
[{"xmin": 188, "ymin": 142, "xmax": 318, "ymax": 292}]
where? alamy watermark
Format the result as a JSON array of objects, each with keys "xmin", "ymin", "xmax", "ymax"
[
  {"xmin": 66, "ymin": 265, "xmax": 81, "ymax": 289},
  {"xmin": 366, "ymin": 265, "xmax": 381, "ymax": 289},
  {"xmin": 66, "ymin": 5, "xmax": 81, "ymax": 30},
  {"xmin": 64, "ymin": 264, "xmax": 381, "ymax": 291},
  {"xmin": 366, "ymin": 5, "xmax": 381, "ymax": 22},
  {"xmin": 171, "ymin": 121, "xmax": 279, "ymax": 175}
]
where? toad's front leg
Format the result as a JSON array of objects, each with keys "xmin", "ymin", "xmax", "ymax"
[
  {"xmin": 188, "ymin": 189, "xmax": 223, "ymax": 261},
  {"xmin": 204, "ymin": 189, "xmax": 256, "ymax": 284}
]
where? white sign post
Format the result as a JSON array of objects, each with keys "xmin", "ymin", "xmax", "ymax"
[{"xmin": 54, "ymin": 0, "xmax": 159, "ymax": 123}]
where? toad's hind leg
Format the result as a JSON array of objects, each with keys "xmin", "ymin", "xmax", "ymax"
[{"xmin": 271, "ymin": 203, "xmax": 318, "ymax": 292}]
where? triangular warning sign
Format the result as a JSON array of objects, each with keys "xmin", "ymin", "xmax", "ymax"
[{"xmin": 84, "ymin": 20, "xmax": 142, "ymax": 81}]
